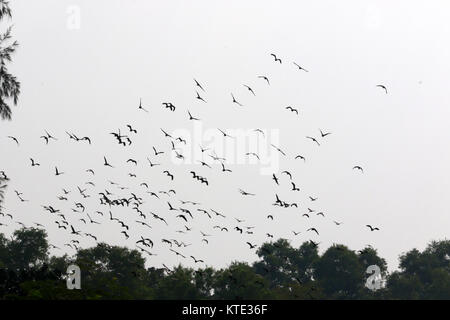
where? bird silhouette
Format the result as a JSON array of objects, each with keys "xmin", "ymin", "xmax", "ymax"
[
  {"xmin": 138, "ymin": 98, "xmax": 148, "ymax": 112},
  {"xmin": 7, "ymin": 136, "xmax": 19, "ymax": 145},
  {"xmin": 246, "ymin": 242, "xmax": 257, "ymax": 249},
  {"xmin": 194, "ymin": 79, "xmax": 205, "ymax": 92},
  {"xmin": 191, "ymin": 256, "xmax": 204, "ymax": 263},
  {"xmin": 293, "ymin": 62, "xmax": 309, "ymax": 72},
  {"xmin": 127, "ymin": 125, "xmax": 137, "ymax": 134},
  {"xmin": 270, "ymin": 53, "xmax": 282, "ymax": 64},
  {"xmin": 243, "ymin": 84, "xmax": 256, "ymax": 96},
  {"xmin": 221, "ymin": 163, "xmax": 232, "ymax": 173},
  {"xmin": 163, "ymin": 170, "xmax": 174, "ymax": 180},
  {"xmin": 306, "ymin": 136, "xmax": 320, "ymax": 146},
  {"xmin": 286, "ymin": 106, "xmax": 299, "ymax": 115},
  {"xmin": 231, "ymin": 93, "xmax": 243, "ymax": 107},
  {"xmin": 196, "ymin": 91, "xmax": 207, "ymax": 103},
  {"xmin": 239, "ymin": 189, "xmax": 255, "ymax": 196},
  {"xmin": 103, "ymin": 156, "xmax": 114, "ymax": 168},
  {"xmin": 55, "ymin": 167, "xmax": 64, "ymax": 176},
  {"xmin": 366, "ymin": 225, "xmax": 380, "ymax": 231},
  {"xmin": 376, "ymin": 84, "xmax": 388, "ymax": 94},
  {"xmin": 271, "ymin": 144, "xmax": 286, "ymax": 156},
  {"xmin": 272, "ymin": 174, "xmax": 279, "ymax": 185},
  {"xmin": 188, "ymin": 110, "xmax": 200, "ymax": 121},
  {"xmin": 30, "ymin": 158, "xmax": 40, "ymax": 167},
  {"xmin": 258, "ymin": 75, "xmax": 270, "ymax": 85},
  {"xmin": 319, "ymin": 129, "xmax": 332, "ymax": 137},
  {"xmin": 160, "ymin": 128, "xmax": 173, "ymax": 139}
]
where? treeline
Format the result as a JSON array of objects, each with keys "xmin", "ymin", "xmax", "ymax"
[{"xmin": 0, "ymin": 228, "xmax": 449, "ymax": 299}]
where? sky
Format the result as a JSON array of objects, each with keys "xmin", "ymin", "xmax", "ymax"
[{"xmin": 1, "ymin": 0, "xmax": 450, "ymax": 273}]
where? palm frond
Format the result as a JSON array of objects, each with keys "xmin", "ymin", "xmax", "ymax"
[{"xmin": 0, "ymin": 0, "xmax": 20, "ymax": 121}]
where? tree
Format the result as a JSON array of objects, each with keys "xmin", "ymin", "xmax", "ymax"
[
  {"xmin": 213, "ymin": 262, "xmax": 272, "ymax": 299},
  {"xmin": 73, "ymin": 242, "xmax": 152, "ymax": 299},
  {"xmin": 253, "ymin": 239, "xmax": 320, "ymax": 295},
  {"xmin": 0, "ymin": 227, "xmax": 449, "ymax": 300},
  {"xmin": 0, "ymin": 228, "xmax": 54, "ymax": 299},
  {"xmin": 193, "ymin": 266, "xmax": 216, "ymax": 299},
  {"xmin": 0, "ymin": 0, "xmax": 21, "ymax": 120},
  {"xmin": 154, "ymin": 265, "xmax": 202, "ymax": 300},
  {"xmin": 386, "ymin": 240, "xmax": 450, "ymax": 299},
  {"xmin": 6, "ymin": 228, "xmax": 49, "ymax": 271},
  {"xmin": 0, "ymin": 173, "xmax": 8, "ymax": 207},
  {"xmin": 314, "ymin": 245, "xmax": 366, "ymax": 299}
]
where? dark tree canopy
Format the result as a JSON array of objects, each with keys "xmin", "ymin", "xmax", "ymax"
[{"xmin": 0, "ymin": 228, "xmax": 448, "ymax": 300}]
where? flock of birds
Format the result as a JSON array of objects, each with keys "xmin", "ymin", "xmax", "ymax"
[{"xmin": 0, "ymin": 53, "xmax": 386, "ymax": 272}]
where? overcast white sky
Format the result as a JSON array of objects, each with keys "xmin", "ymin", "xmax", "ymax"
[{"xmin": 1, "ymin": 0, "xmax": 450, "ymax": 272}]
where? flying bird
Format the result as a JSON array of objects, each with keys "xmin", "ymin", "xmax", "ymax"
[
  {"xmin": 306, "ymin": 136, "xmax": 320, "ymax": 146},
  {"xmin": 270, "ymin": 53, "xmax": 282, "ymax": 64},
  {"xmin": 7, "ymin": 136, "xmax": 19, "ymax": 145},
  {"xmin": 103, "ymin": 156, "xmax": 114, "ymax": 168},
  {"xmin": 246, "ymin": 242, "xmax": 257, "ymax": 249},
  {"xmin": 258, "ymin": 76, "xmax": 270, "ymax": 85},
  {"xmin": 285, "ymin": 106, "xmax": 299, "ymax": 115},
  {"xmin": 194, "ymin": 79, "xmax": 205, "ymax": 92},
  {"xmin": 188, "ymin": 111, "xmax": 200, "ymax": 121},
  {"xmin": 30, "ymin": 158, "xmax": 40, "ymax": 167},
  {"xmin": 160, "ymin": 128, "xmax": 173, "ymax": 139},
  {"xmin": 239, "ymin": 189, "xmax": 255, "ymax": 196},
  {"xmin": 319, "ymin": 129, "xmax": 332, "ymax": 138},
  {"xmin": 366, "ymin": 225, "xmax": 380, "ymax": 231},
  {"xmin": 282, "ymin": 171, "xmax": 292, "ymax": 180},
  {"xmin": 293, "ymin": 62, "xmax": 309, "ymax": 72},
  {"xmin": 376, "ymin": 84, "xmax": 388, "ymax": 94},
  {"xmin": 271, "ymin": 144, "xmax": 286, "ymax": 156},
  {"xmin": 196, "ymin": 91, "xmax": 207, "ymax": 103},
  {"xmin": 138, "ymin": 98, "xmax": 148, "ymax": 112},
  {"xmin": 243, "ymin": 85, "xmax": 256, "ymax": 96},
  {"xmin": 191, "ymin": 256, "xmax": 204, "ymax": 264},
  {"xmin": 221, "ymin": 163, "xmax": 232, "ymax": 173},
  {"xmin": 231, "ymin": 93, "xmax": 243, "ymax": 107},
  {"xmin": 163, "ymin": 171, "xmax": 174, "ymax": 180},
  {"xmin": 55, "ymin": 167, "xmax": 64, "ymax": 176},
  {"xmin": 272, "ymin": 174, "xmax": 279, "ymax": 185},
  {"xmin": 218, "ymin": 128, "xmax": 234, "ymax": 139},
  {"xmin": 127, "ymin": 125, "xmax": 137, "ymax": 134}
]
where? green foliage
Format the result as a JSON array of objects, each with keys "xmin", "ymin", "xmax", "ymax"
[
  {"xmin": 213, "ymin": 262, "xmax": 272, "ymax": 299},
  {"xmin": 0, "ymin": 0, "xmax": 21, "ymax": 120},
  {"xmin": 386, "ymin": 240, "xmax": 450, "ymax": 299},
  {"xmin": 155, "ymin": 265, "xmax": 201, "ymax": 300},
  {"xmin": 314, "ymin": 245, "xmax": 365, "ymax": 299},
  {"xmin": 0, "ymin": 228, "xmax": 448, "ymax": 300},
  {"xmin": 6, "ymin": 228, "xmax": 49, "ymax": 270}
]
